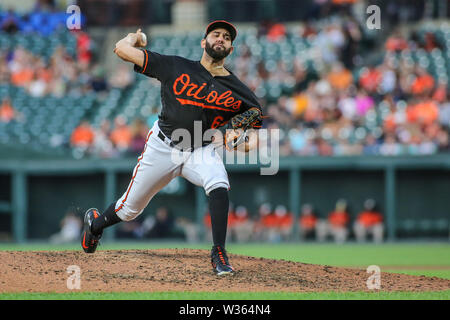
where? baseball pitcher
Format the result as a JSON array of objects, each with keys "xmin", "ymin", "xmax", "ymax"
[{"xmin": 81, "ymin": 20, "xmax": 263, "ymax": 275}]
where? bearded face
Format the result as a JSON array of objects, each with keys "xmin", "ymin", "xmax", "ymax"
[{"xmin": 204, "ymin": 38, "xmax": 232, "ymax": 61}]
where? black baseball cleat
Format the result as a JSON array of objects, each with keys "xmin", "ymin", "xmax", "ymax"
[
  {"xmin": 211, "ymin": 245, "xmax": 234, "ymax": 275},
  {"xmin": 81, "ymin": 208, "xmax": 102, "ymax": 253}
]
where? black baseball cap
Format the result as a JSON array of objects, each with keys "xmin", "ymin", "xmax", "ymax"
[{"xmin": 204, "ymin": 20, "xmax": 237, "ymax": 42}]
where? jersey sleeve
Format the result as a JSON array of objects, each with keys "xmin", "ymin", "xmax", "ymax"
[{"xmin": 133, "ymin": 49, "xmax": 174, "ymax": 82}]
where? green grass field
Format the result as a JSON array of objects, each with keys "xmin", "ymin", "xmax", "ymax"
[{"xmin": 1, "ymin": 242, "xmax": 449, "ymax": 300}]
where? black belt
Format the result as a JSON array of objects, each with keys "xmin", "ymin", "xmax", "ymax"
[
  {"xmin": 157, "ymin": 130, "xmax": 195, "ymax": 152},
  {"xmin": 157, "ymin": 131, "xmax": 175, "ymax": 147},
  {"xmin": 157, "ymin": 130, "xmax": 214, "ymax": 151}
]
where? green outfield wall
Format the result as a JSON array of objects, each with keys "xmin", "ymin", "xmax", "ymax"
[{"xmin": 0, "ymin": 155, "xmax": 449, "ymax": 242}]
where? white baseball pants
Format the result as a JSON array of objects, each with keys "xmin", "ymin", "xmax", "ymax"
[{"xmin": 114, "ymin": 121, "xmax": 230, "ymax": 221}]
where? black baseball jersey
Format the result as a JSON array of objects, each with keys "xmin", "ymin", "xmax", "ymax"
[{"xmin": 134, "ymin": 50, "xmax": 262, "ymax": 147}]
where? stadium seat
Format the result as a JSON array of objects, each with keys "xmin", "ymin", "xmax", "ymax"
[
  {"xmin": 417, "ymin": 219, "xmax": 433, "ymax": 231},
  {"xmin": 399, "ymin": 219, "xmax": 416, "ymax": 231},
  {"xmin": 433, "ymin": 219, "xmax": 448, "ymax": 231}
]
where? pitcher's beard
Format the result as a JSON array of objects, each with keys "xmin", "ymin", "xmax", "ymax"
[{"xmin": 205, "ymin": 41, "xmax": 231, "ymax": 62}]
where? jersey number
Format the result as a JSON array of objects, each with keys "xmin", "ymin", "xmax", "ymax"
[{"xmin": 211, "ymin": 116, "xmax": 228, "ymax": 129}]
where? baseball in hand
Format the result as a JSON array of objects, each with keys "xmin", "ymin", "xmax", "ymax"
[{"xmin": 135, "ymin": 29, "xmax": 147, "ymax": 47}]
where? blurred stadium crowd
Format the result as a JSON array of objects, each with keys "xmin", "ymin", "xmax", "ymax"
[
  {"xmin": 237, "ymin": 21, "xmax": 450, "ymax": 156},
  {"xmin": 0, "ymin": 0, "xmax": 449, "ymax": 159}
]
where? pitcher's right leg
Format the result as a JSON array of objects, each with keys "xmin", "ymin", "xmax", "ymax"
[
  {"xmin": 113, "ymin": 132, "xmax": 180, "ymax": 222},
  {"xmin": 81, "ymin": 128, "xmax": 180, "ymax": 253}
]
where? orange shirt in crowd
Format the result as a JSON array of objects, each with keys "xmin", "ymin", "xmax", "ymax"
[
  {"xmin": 267, "ymin": 23, "xmax": 286, "ymax": 42},
  {"xmin": 299, "ymin": 215, "xmax": 318, "ymax": 230},
  {"xmin": 359, "ymin": 68, "xmax": 382, "ymax": 92},
  {"xmin": 274, "ymin": 213, "xmax": 294, "ymax": 229},
  {"xmin": 11, "ymin": 68, "xmax": 34, "ymax": 86},
  {"xmin": 230, "ymin": 213, "xmax": 249, "ymax": 226},
  {"xmin": 226, "ymin": 211, "xmax": 238, "ymax": 227},
  {"xmin": 328, "ymin": 211, "xmax": 350, "ymax": 227},
  {"xmin": 71, "ymin": 124, "xmax": 94, "ymax": 146},
  {"xmin": 204, "ymin": 213, "xmax": 211, "ymax": 228},
  {"xmin": 432, "ymin": 85, "xmax": 447, "ymax": 103},
  {"xmin": 110, "ymin": 126, "xmax": 132, "ymax": 148},
  {"xmin": 38, "ymin": 68, "xmax": 53, "ymax": 83},
  {"xmin": 0, "ymin": 102, "xmax": 15, "ymax": 122},
  {"xmin": 206, "ymin": 211, "xmax": 248, "ymax": 229},
  {"xmin": 328, "ymin": 69, "xmax": 353, "ymax": 91},
  {"xmin": 357, "ymin": 211, "xmax": 383, "ymax": 228},
  {"xmin": 406, "ymin": 101, "xmax": 439, "ymax": 125},
  {"xmin": 260, "ymin": 214, "xmax": 278, "ymax": 228},
  {"xmin": 293, "ymin": 93, "xmax": 308, "ymax": 117},
  {"xmin": 385, "ymin": 36, "xmax": 408, "ymax": 52},
  {"xmin": 411, "ymin": 74, "xmax": 435, "ymax": 95},
  {"xmin": 76, "ymin": 32, "xmax": 92, "ymax": 65},
  {"xmin": 383, "ymin": 113, "xmax": 397, "ymax": 132}
]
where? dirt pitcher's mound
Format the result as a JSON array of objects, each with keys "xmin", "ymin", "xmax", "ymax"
[{"xmin": 1, "ymin": 249, "xmax": 449, "ymax": 293}]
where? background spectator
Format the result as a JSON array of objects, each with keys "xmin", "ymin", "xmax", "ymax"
[
  {"xmin": 130, "ymin": 118, "xmax": 149, "ymax": 155},
  {"xmin": 143, "ymin": 207, "xmax": 183, "ymax": 239},
  {"xmin": 49, "ymin": 207, "xmax": 82, "ymax": 244},
  {"xmin": 1, "ymin": 10, "xmax": 19, "ymax": 33},
  {"xmin": 109, "ymin": 63, "xmax": 134, "ymax": 89},
  {"xmin": 110, "ymin": 115, "xmax": 132, "ymax": 153},
  {"xmin": 0, "ymin": 98, "xmax": 16, "ymax": 123},
  {"xmin": 253, "ymin": 202, "xmax": 275, "ymax": 241},
  {"xmin": 271, "ymin": 205, "xmax": 294, "ymax": 242},
  {"xmin": 316, "ymin": 199, "xmax": 350, "ymax": 243},
  {"xmin": 175, "ymin": 217, "xmax": 199, "ymax": 243},
  {"xmin": 298, "ymin": 203, "xmax": 318, "ymax": 241},
  {"xmin": 91, "ymin": 119, "xmax": 115, "ymax": 158},
  {"xmin": 70, "ymin": 119, "xmax": 95, "ymax": 149},
  {"xmin": 116, "ymin": 219, "xmax": 144, "ymax": 239},
  {"xmin": 229, "ymin": 205, "xmax": 254, "ymax": 243},
  {"xmin": 353, "ymin": 199, "xmax": 384, "ymax": 243}
]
